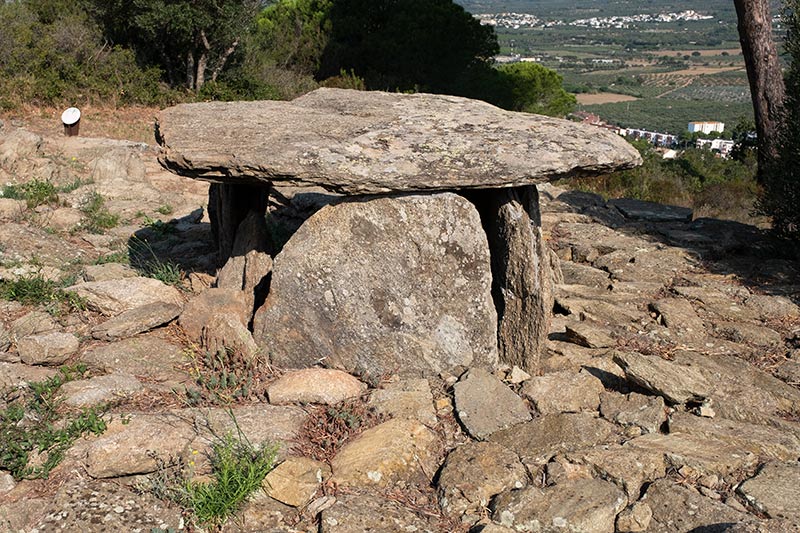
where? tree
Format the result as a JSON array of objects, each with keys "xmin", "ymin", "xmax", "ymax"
[
  {"xmin": 756, "ymin": 0, "xmax": 800, "ymax": 239},
  {"xmin": 733, "ymin": 0, "xmax": 786, "ymax": 182},
  {"xmin": 495, "ymin": 62, "xmax": 576, "ymax": 117},
  {"xmin": 85, "ymin": 0, "xmax": 260, "ymax": 91},
  {"xmin": 317, "ymin": 0, "xmax": 498, "ymax": 92}
]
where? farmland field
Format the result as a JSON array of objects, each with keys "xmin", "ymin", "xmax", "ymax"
[{"xmin": 575, "ymin": 93, "xmax": 639, "ymax": 104}]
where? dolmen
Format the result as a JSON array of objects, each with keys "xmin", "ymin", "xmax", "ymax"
[{"xmin": 156, "ymin": 88, "xmax": 640, "ymax": 378}]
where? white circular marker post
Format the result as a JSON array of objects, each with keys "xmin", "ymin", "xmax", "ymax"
[{"xmin": 61, "ymin": 107, "xmax": 81, "ymax": 137}]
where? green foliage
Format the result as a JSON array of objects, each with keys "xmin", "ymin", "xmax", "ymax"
[
  {"xmin": 254, "ymin": 0, "xmax": 332, "ymax": 75},
  {"xmin": 1, "ymin": 179, "xmax": 58, "ymax": 208},
  {"xmin": 495, "ymin": 62, "xmax": 576, "ymax": 116},
  {"xmin": 0, "ymin": 2, "xmax": 166, "ymax": 107},
  {"xmin": 128, "ymin": 237, "xmax": 183, "ymax": 286},
  {"xmin": 186, "ymin": 346, "xmax": 263, "ymax": 406},
  {"xmin": 0, "ymin": 273, "xmax": 86, "ymax": 313},
  {"xmin": 182, "ymin": 433, "xmax": 278, "ymax": 528},
  {"xmin": 94, "ymin": 250, "xmax": 129, "ymax": 265},
  {"xmin": 140, "ymin": 418, "xmax": 277, "ymax": 529},
  {"xmin": 85, "ymin": 0, "xmax": 259, "ymax": 91},
  {"xmin": 80, "ymin": 191, "xmax": 119, "ymax": 233},
  {"xmin": 0, "ymin": 364, "xmax": 107, "ymax": 480},
  {"xmin": 318, "ymin": 0, "xmax": 498, "ymax": 92},
  {"xmin": 563, "ymin": 143, "xmax": 759, "ymax": 221}
]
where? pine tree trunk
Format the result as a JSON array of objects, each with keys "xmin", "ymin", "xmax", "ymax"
[
  {"xmin": 734, "ymin": 0, "xmax": 786, "ymax": 182},
  {"xmin": 186, "ymin": 50, "xmax": 196, "ymax": 90}
]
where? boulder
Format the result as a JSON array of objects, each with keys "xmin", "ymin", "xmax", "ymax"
[
  {"xmin": 254, "ymin": 193, "xmax": 498, "ymax": 377},
  {"xmin": 157, "ymin": 88, "xmax": 641, "ymax": 194},
  {"xmin": 644, "ymin": 478, "xmax": 747, "ymax": 532},
  {"xmin": 179, "ymin": 288, "xmax": 250, "ymax": 341}
]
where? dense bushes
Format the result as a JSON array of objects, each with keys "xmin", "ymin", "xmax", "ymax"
[
  {"xmin": 562, "ymin": 140, "xmax": 759, "ymax": 222},
  {"xmin": 0, "ymin": 2, "xmax": 169, "ymax": 108}
]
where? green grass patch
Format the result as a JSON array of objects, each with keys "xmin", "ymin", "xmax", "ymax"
[
  {"xmin": 129, "ymin": 238, "xmax": 183, "ymax": 286},
  {"xmin": 140, "ymin": 417, "xmax": 277, "ymax": 529},
  {"xmin": 156, "ymin": 204, "xmax": 174, "ymax": 216},
  {"xmin": 94, "ymin": 250, "xmax": 130, "ymax": 265},
  {"xmin": 0, "ymin": 273, "xmax": 86, "ymax": 313},
  {"xmin": 80, "ymin": 192, "xmax": 119, "ymax": 233},
  {"xmin": 1, "ymin": 179, "xmax": 59, "ymax": 208},
  {"xmin": 0, "ymin": 364, "xmax": 107, "ymax": 480}
]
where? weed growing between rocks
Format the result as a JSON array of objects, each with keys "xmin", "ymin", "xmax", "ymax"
[
  {"xmin": 1, "ymin": 178, "xmax": 58, "ymax": 208},
  {"xmin": 185, "ymin": 346, "xmax": 267, "ymax": 405},
  {"xmin": 80, "ymin": 191, "xmax": 120, "ymax": 233},
  {"xmin": 0, "ymin": 273, "xmax": 86, "ymax": 314},
  {"xmin": 295, "ymin": 398, "xmax": 384, "ymax": 464},
  {"xmin": 129, "ymin": 237, "xmax": 184, "ymax": 286},
  {"xmin": 0, "ymin": 364, "xmax": 107, "ymax": 480},
  {"xmin": 139, "ymin": 416, "xmax": 278, "ymax": 531}
]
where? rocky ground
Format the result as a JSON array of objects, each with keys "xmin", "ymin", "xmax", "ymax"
[{"xmin": 0, "ymin": 117, "xmax": 799, "ymax": 532}]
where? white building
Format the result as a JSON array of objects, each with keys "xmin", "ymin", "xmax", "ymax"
[
  {"xmin": 696, "ymin": 138, "xmax": 735, "ymax": 156},
  {"xmin": 688, "ymin": 121, "xmax": 725, "ymax": 134}
]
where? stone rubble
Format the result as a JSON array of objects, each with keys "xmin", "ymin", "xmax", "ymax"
[{"xmin": 0, "ymin": 116, "xmax": 798, "ymax": 533}]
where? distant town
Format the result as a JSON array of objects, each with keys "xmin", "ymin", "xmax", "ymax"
[
  {"xmin": 573, "ymin": 112, "xmax": 737, "ymax": 157},
  {"xmin": 476, "ymin": 10, "xmax": 713, "ymax": 30}
]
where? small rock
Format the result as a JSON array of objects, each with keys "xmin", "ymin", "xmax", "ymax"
[
  {"xmin": 368, "ymin": 378, "xmax": 437, "ymax": 427},
  {"xmin": 320, "ymin": 493, "xmax": 435, "ymax": 533},
  {"xmin": 179, "ymin": 288, "xmax": 250, "ymax": 341},
  {"xmin": 46, "ymin": 207, "xmax": 83, "ymax": 231},
  {"xmin": 624, "ymin": 432, "xmax": 758, "ymax": 477},
  {"xmin": 616, "ymin": 502, "xmax": 652, "ymax": 532},
  {"xmin": 563, "ymin": 321, "xmax": 616, "ymax": 348},
  {"xmin": 59, "ymin": 373, "xmax": 143, "ymax": 407},
  {"xmin": 492, "ymin": 478, "xmax": 627, "ymax": 533},
  {"xmin": 645, "ymin": 478, "xmax": 747, "ymax": 531},
  {"xmin": 566, "ymin": 445, "xmax": 666, "ymax": 498},
  {"xmin": 599, "ymin": 391, "xmax": 666, "ymax": 434},
  {"xmin": 201, "ymin": 313, "xmax": 260, "ymax": 358},
  {"xmin": 507, "ymin": 365, "xmax": 531, "ymax": 384},
  {"xmin": 331, "ymin": 418, "xmax": 440, "ymax": 488},
  {"xmin": 613, "ymin": 351, "xmax": 712, "ymax": 404},
  {"xmin": 489, "ymin": 413, "xmax": 617, "ymax": 469},
  {"xmin": 91, "ymin": 302, "xmax": 181, "ymax": 340},
  {"xmin": 437, "ymin": 441, "xmax": 528, "ymax": 516},
  {"xmin": 17, "ymin": 332, "xmax": 79, "ymax": 366},
  {"xmin": 307, "ymin": 495, "xmax": 337, "ymax": 516},
  {"xmin": 521, "ymin": 371, "xmax": 604, "ymax": 415},
  {"xmin": 81, "ymin": 333, "xmax": 188, "ymax": 384},
  {"xmin": 263, "ymin": 457, "xmax": 330, "ymax": 507},
  {"xmin": 0, "ymin": 472, "xmax": 15, "ymax": 494},
  {"xmin": 81, "ymin": 413, "xmax": 196, "ymax": 478},
  {"xmin": 10, "ymin": 311, "xmax": 58, "ymax": 340},
  {"xmin": 268, "ymin": 368, "xmax": 366, "ymax": 405},
  {"xmin": 0, "ymin": 198, "xmax": 24, "ymax": 220},
  {"xmin": 454, "ymin": 368, "xmax": 531, "ymax": 440},
  {"xmin": 82, "ymin": 263, "xmax": 138, "ymax": 282},
  {"xmin": 738, "ymin": 462, "xmax": 800, "ymax": 521},
  {"xmin": 67, "ymin": 277, "xmax": 183, "ymax": 316}
]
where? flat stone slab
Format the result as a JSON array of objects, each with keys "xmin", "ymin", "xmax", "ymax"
[
  {"xmin": 609, "ymin": 198, "xmax": 693, "ymax": 222},
  {"xmin": 157, "ymin": 88, "xmax": 641, "ymax": 194}
]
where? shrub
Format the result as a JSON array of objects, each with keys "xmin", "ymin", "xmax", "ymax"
[{"xmin": 80, "ymin": 191, "xmax": 119, "ymax": 233}]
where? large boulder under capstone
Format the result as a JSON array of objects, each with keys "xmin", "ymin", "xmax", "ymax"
[{"xmin": 253, "ymin": 193, "xmax": 498, "ymax": 377}]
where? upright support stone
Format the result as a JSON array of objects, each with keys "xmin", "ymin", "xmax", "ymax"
[
  {"xmin": 468, "ymin": 186, "xmax": 553, "ymax": 373},
  {"xmin": 208, "ymin": 183, "xmax": 270, "ymax": 262}
]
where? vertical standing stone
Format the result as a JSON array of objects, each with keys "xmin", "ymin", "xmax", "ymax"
[
  {"xmin": 208, "ymin": 183, "xmax": 270, "ymax": 262},
  {"xmin": 468, "ymin": 186, "xmax": 553, "ymax": 373}
]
